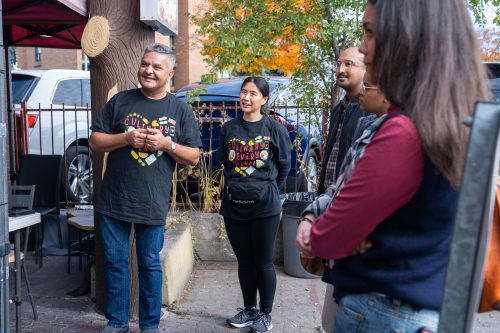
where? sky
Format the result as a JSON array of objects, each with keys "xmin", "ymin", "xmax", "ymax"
[{"xmin": 484, "ymin": 3, "xmax": 497, "ymax": 27}]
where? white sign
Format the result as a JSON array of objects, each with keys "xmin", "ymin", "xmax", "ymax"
[
  {"xmin": 140, "ymin": 0, "xmax": 178, "ymax": 36},
  {"xmin": 59, "ymin": 0, "xmax": 87, "ymax": 16}
]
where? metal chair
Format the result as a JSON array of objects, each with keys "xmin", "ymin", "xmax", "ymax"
[{"xmin": 17, "ymin": 154, "xmax": 63, "ymax": 267}]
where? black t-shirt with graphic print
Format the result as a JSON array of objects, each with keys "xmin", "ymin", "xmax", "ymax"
[
  {"xmin": 91, "ymin": 89, "xmax": 202, "ymax": 225},
  {"xmin": 218, "ymin": 115, "xmax": 291, "ymax": 220}
]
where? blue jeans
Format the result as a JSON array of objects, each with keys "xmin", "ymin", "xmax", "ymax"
[
  {"xmin": 332, "ymin": 293, "xmax": 439, "ymax": 333},
  {"xmin": 100, "ymin": 214, "xmax": 165, "ymax": 330}
]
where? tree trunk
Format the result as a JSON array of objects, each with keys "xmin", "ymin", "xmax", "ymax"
[{"xmin": 83, "ymin": 0, "xmax": 154, "ymax": 319}]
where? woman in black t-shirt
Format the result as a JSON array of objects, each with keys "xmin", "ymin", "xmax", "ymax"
[{"xmin": 218, "ymin": 76, "xmax": 291, "ymax": 333}]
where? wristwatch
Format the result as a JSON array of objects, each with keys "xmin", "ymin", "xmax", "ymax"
[{"xmin": 165, "ymin": 136, "xmax": 176, "ymax": 152}]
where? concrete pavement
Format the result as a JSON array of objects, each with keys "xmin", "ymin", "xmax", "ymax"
[
  {"xmin": 8, "ymin": 255, "xmax": 500, "ymax": 332},
  {"xmin": 8, "ymin": 256, "xmax": 325, "ymax": 333}
]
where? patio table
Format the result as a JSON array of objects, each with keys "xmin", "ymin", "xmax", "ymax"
[{"xmin": 9, "ymin": 212, "xmax": 41, "ymax": 333}]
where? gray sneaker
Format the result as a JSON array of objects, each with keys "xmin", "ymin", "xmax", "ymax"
[
  {"xmin": 100, "ymin": 326, "xmax": 129, "ymax": 333},
  {"xmin": 226, "ymin": 307, "xmax": 259, "ymax": 328},
  {"xmin": 248, "ymin": 313, "xmax": 273, "ymax": 333}
]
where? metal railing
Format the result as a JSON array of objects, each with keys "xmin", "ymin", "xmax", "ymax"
[
  {"xmin": 173, "ymin": 101, "xmax": 326, "ymax": 211},
  {"xmin": 11, "ymin": 102, "xmax": 326, "ymax": 209},
  {"xmin": 12, "ymin": 103, "xmax": 92, "ymax": 207}
]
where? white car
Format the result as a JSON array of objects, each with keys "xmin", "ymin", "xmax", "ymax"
[{"xmin": 12, "ymin": 69, "xmax": 92, "ymax": 203}]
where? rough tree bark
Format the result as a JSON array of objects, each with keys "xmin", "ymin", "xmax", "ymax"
[{"xmin": 82, "ymin": 0, "xmax": 154, "ymax": 319}]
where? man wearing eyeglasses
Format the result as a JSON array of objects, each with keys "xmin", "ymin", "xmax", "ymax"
[
  {"xmin": 317, "ymin": 47, "xmax": 369, "ymax": 194},
  {"xmin": 296, "ymin": 47, "xmax": 370, "ymax": 333}
]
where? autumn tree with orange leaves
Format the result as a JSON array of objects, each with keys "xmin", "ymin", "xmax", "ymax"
[
  {"xmin": 191, "ymin": 1, "xmax": 317, "ymax": 77},
  {"xmin": 191, "ymin": 0, "xmax": 364, "ymax": 121}
]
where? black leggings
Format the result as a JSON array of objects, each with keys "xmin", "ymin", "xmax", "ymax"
[{"xmin": 224, "ymin": 214, "xmax": 281, "ymax": 314}]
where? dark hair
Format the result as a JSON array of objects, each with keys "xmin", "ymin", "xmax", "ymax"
[
  {"xmin": 144, "ymin": 43, "xmax": 176, "ymax": 71},
  {"xmin": 367, "ymin": 0, "xmax": 491, "ymax": 188},
  {"xmin": 241, "ymin": 76, "xmax": 270, "ymax": 112}
]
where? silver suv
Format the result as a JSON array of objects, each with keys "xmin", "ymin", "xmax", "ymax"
[{"xmin": 12, "ymin": 69, "xmax": 92, "ymax": 203}]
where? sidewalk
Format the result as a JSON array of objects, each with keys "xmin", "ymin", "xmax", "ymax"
[
  {"xmin": 8, "ymin": 255, "xmax": 500, "ymax": 333},
  {"xmin": 9, "ymin": 256, "xmax": 325, "ymax": 333}
]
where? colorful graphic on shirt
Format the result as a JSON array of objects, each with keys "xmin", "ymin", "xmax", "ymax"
[
  {"xmin": 227, "ymin": 135, "xmax": 270, "ymax": 176},
  {"xmin": 123, "ymin": 113, "xmax": 176, "ymax": 167}
]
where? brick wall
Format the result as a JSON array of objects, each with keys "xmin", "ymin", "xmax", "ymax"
[
  {"xmin": 173, "ymin": 0, "xmax": 210, "ymax": 91},
  {"xmin": 14, "ymin": 47, "xmax": 81, "ymax": 70}
]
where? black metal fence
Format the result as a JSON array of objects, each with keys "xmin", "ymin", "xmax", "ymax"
[
  {"xmin": 12, "ymin": 103, "xmax": 92, "ymax": 206},
  {"xmin": 12, "ymin": 102, "xmax": 326, "ymax": 210}
]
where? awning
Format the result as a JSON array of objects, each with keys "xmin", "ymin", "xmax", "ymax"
[{"xmin": 3, "ymin": 0, "xmax": 88, "ymax": 49}]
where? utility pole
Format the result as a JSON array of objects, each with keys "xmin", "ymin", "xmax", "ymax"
[{"xmin": 82, "ymin": 0, "xmax": 154, "ymax": 319}]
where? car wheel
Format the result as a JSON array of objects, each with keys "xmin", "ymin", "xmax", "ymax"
[
  {"xmin": 298, "ymin": 150, "xmax": 318, "ymax": 192},
  {"xmin": 64, "ymin": 146, "xmax": 93, "ymax": 203}
]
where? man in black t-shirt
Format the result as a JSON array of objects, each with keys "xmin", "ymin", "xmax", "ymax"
[{"xmin": 90, "ymin": 43, "xmax": 201, "ymax": 333}]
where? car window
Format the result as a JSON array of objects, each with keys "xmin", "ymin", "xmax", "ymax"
[
  {"xmin": 52, "ymin": 79, "xmax": 82, "ymax": 106},
  {"xmin": 490, "ymin": 79, "xmax": 500, "ymax": 103},
  {"xmin": 486, "ymin": 63, "xmax": 500, "ymax": 79},
  {"xmin": 82, "ymin": 79, "xmax": 91, "ymax": 107},
  {"xmin": 12, "ymin": 74, "xmax": 39, "ymax": 104}
]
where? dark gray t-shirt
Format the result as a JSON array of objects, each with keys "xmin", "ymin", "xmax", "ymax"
[
  {"xmin": 91, "ymin": 89, "xmax": 202, "ymax": 225},
  {"xmin": 218, "ymin": 115, "xmax": 291, "ymax": 220}
]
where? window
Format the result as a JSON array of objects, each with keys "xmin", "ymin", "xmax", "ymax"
[
  {"xmin": 35, "ymin": 48, "xmax": 42, "ymax": 62},
  {"xmin": 12, "ymin": 74, "xmax": 38, "ymax": 104},
  {"xmin": 52, "ymin": 79, "xmax": 82, "ymax": 106}
]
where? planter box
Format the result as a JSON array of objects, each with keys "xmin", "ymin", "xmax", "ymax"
[
  {"xmin": 170, "ymin": 211, "xmax": 283, "ymax": 263},
  {"xmin": 161, "ymin": 222, "xmax": 194, "ymax": 304}
]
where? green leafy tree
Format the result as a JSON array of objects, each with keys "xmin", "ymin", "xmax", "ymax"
[
  {"xmin": 468, "ymin": 0, "xmax": 499, "ymax": 26},
  {"xmin": 190, "ymin": 0, "xmax": 365, "ymax": 137}
]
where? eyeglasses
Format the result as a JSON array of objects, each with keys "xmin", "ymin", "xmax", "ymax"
[
  {"xmin": 336, "ymin": 60, "xmax": 362, "ymax": 69},
  {"xmin": 361, "ymin": 82, "xmax": 379, "ymax": 93}
]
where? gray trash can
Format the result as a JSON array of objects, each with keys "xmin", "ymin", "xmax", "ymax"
[{"xmin": 281, "ymin": 192, "xmax": 318, "ymax": 278}]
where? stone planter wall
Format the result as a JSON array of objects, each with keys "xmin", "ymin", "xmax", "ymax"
[{"xmin": 167, "ymin": 211, "xmax": 284, "ymax": 263}]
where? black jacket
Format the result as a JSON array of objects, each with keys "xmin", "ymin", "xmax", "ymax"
[{"xmin": 318, "ymin": 95, "xmax": 370, "ymax": 194}]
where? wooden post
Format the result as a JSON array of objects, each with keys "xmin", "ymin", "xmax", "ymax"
[{"xmin": 82, "ymin": 0, "xmax": 154, "ymax": 319}]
